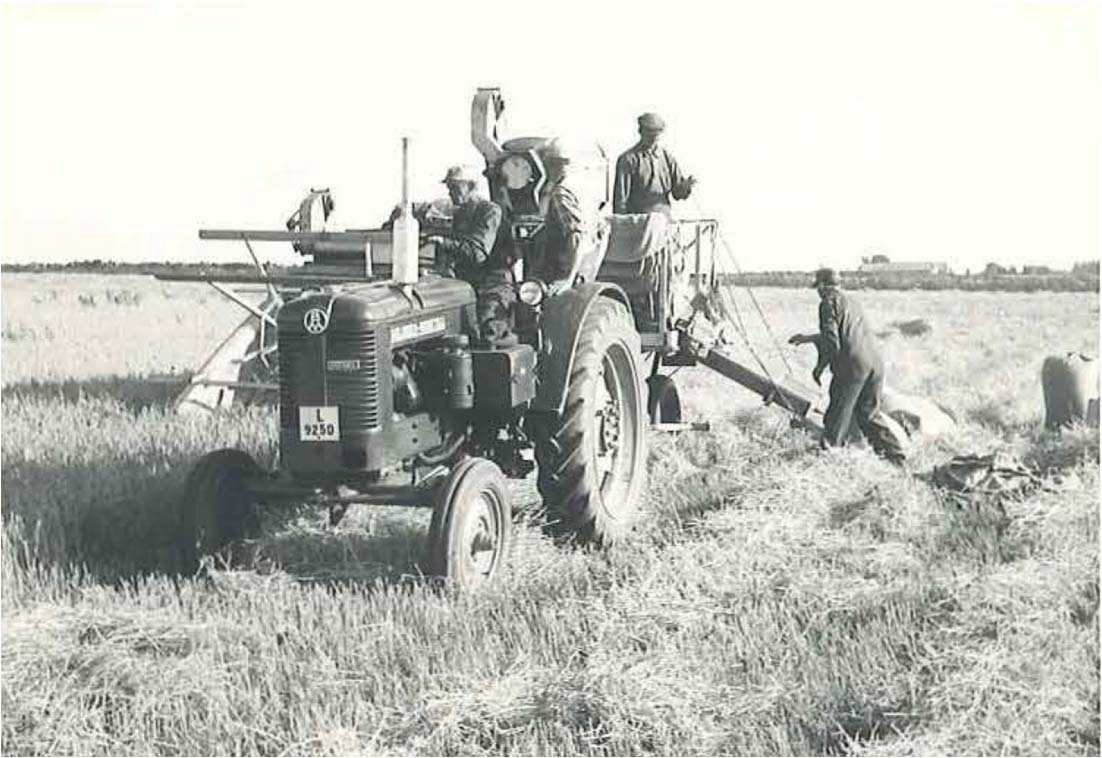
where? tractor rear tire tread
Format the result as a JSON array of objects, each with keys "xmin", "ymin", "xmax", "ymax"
[{"xmin": 534, "ymin": 298, "xmax": 646, "ymax": 544}]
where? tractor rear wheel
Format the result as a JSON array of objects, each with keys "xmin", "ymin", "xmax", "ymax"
[
  {"xmin": 428, "ymin": 457, "xmax": 512, "ymax": 587},
  {"xmin": 534, "ymin": 297, "xmax": 647, "ymax": 544},
  {"xmin": 179, "ymin": 449, "xmax": 262, "ymax": 572}
]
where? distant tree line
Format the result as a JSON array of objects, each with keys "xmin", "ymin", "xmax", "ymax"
[
  {"xmin": 2, "ymin": 258, "xmax": 1098, "ymax": 293},
  {"xmin": 725, "ymin": 265, "xmax": 1099, "ymax": 293},
  {"xmin": 0, "ymin": 260, "xmax": 300, "ymax": 277}
]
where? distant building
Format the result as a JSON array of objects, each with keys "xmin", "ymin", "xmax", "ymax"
[
  {"xmin": 1021, "ymin": 264, "xmax": 1053, "ymax": 276},
  {"xmin": 984, "ymin": 262, "xmax": 1021, "ymax": 276},
  {"xmin": 858, "ymin": 260, "xmax": 949, "ymax": 275}
]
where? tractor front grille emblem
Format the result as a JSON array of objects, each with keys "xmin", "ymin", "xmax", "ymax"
[{"xmin": 303, "ymin": 308, "xmax": 329, "ymax": 335}]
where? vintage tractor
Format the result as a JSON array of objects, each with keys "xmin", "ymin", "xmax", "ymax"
[{"xmin": 173, "ymin": 88, "xmax": 819, "ymax": 586}]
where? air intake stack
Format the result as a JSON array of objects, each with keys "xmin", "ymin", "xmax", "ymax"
[{"xmin": 391, "ymin": 137, "xmax": 420, "ymax": 285}]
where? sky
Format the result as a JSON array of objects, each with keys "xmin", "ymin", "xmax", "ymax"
[{"xmin": 1, "ymin": 0, "xmax": 1099, "ymax": 272}]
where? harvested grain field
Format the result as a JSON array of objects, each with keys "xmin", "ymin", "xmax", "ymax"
[{"xmin": 1, "ymin": 273, "xmax": 1098, "ymax": 755}]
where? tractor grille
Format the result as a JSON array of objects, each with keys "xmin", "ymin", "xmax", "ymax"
[
  {"xmin": 278, "ymin": 327, "xmax": 380, "ymax": 431},
  {"xmin": 277, "ymin": 332, "xmax": 308, "ymax": 431},
  {"xmin": 326, "ymin": 328, "xmax": 380, "ymax": 429},
  {"xmin": 278, "ymin": 333, "xmax": 307, "ymax": 429}
]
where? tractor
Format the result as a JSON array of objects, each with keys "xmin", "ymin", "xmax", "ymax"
[{"xmin": 171, "ymin": 88, "xmax": 818, "ymax": 586}]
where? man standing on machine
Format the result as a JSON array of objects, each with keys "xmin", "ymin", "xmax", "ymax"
[
  {"xmin": 613, "ymin": 112, "xmax": 697, "ymax": 215},
  {"xmin": 533, "ymin": 138, "xmax": 610, "ymax": 292}
]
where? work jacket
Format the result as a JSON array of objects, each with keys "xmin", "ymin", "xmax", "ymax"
[
  {"xmin": 437, "ymin": 199, "xmax": 512, "ymax": 283},
  {"xmin": 541, "ymin": 181, "xmax": 587, "ymax": 281},
  {"xmin": 817, "ymin": 288, "xmax": 882, "ymax": 375},
  {"xmin": 613, "ymin": 143, "xmax": 692, "ymax": 214}
]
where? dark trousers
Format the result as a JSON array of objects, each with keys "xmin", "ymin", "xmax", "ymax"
[{"xmin": 822, "ymin": 359, "xmax": 905, "ymax": 461}]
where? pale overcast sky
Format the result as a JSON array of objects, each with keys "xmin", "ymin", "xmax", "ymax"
[{"xmin": 2, "ymin": 1, "xmax": 1099, "ymax": 272}]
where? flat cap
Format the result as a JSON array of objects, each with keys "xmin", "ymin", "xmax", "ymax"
[
  {"xmin": 637, "ymin": 112, "xmax": 666, "ymax": 132},
  {"xmin": 543, "ymin": 137, "xmax": 580, "ymax": 164},
  {"xmin": 441, "ymin": 164, "xmax": 484, "ymax": 184},
  {"xmin": 812, "ymin": 267, "xmax": 841, "ymax": 288}
]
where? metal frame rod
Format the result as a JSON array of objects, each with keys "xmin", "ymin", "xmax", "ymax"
[
  {"xmin": 699, "ymin": 348, "xmax": 813, "ymax": 417},
  {"xmin": 401, "ymin": 137, "xmax": 410, "ymax": 208},
  {"xmin": 199, "ymin": 229, "xmax": 388, "ymax": 243},
  {"xmin": 237, "ymin": 344, "xmax": 279, "ymax": 364},
  {"xmin": 241, "ymin": 236, "xmax": 279, "ymax": 303},
  {"xmin": 155, "ymin": 272, "xmax": 379, "ymax": 286},
  {"xmin": 207, "ymin": 281, "xmax": 279, "ymax": 327},
  {"xmin": 245, "ymin": 477, "xmax": 440, "ymax": 508},
  {"xmin": 184, "ymin": 379, "xmax": 279, "ymax": 390}
]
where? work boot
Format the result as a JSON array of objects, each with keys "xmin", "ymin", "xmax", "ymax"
[{"xmin": 480, "ymin": 319, "xmax": 518, "ymax": 348}]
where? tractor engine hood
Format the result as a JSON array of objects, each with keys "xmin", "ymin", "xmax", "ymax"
[{"xmin": 278, "ymin": 275, "xmax": 476, "ymax": 335}]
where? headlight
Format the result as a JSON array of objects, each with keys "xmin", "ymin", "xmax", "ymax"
[
  {"xmin": 518, "ymin": 279, "xmax": 546, "ymax": 306},
  {"xmin": 499, "ymin": 154, "xmax": 535, "ymax": 190}
]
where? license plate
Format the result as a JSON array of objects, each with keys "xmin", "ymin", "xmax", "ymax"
[{"xmin": 299, "ymin": 406, "xmax": 340, "ymax": 441}]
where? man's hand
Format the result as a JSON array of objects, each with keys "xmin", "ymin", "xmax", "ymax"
[
  {"xmin": 431, "ymin": 250, "xmax": 455, "ymax": 278},
  {"xmin": 430, "ymin": 239, "xmax": 454, "ymax": 277},
  {"xmin": 547, "ymin": 277, "xmax": 574, "ymax": 297},
  {"xmin": 812, "ymin": 366, "xmax": 824, "ymax": 386},
  {"xmin": 716, "ymin": 324, "xmax": 732, "ymax": 346},
  {"xmin": 676, "ymin": 176, "xmax": 698, "ymax": 197}
]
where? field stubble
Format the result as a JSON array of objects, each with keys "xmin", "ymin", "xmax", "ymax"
[{"xmin": 0, "ymin": 274, "xmax": 1098, "ymax": 755}]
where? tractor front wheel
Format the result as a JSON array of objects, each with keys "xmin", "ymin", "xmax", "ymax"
[
  {"xmin": 534, "ymin": 298, "xmax": 647, "ymax": 544},
  {"xmin": 428, "ymin": 457, "xmax": 512, "ymax": 587}
]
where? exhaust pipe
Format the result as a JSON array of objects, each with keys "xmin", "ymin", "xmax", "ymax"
[
  {"xmin": 391, "ymin": 136, "xmax": 420, "ymax": 285},
  {"xmin": 471, "ymin": 87, "xmax": 505, "ymax": 163}
]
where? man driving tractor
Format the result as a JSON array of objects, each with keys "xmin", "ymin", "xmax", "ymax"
[{"xmin": 423, "ymin": 165, "xmax": 517, "ymax": 347}]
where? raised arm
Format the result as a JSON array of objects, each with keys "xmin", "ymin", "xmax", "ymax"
[{"xmin": 667, "ymin": 151, "xmax": 695, "ymax": 200}]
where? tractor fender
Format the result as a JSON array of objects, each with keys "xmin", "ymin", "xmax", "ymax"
[{"xmin": 532, "ymin": 282, "xmax": 632, "ymax": 414}]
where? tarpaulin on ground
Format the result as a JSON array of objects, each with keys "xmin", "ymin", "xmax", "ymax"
[{"xmin": 932, "ymin": 452, "xmax": 1040, "ymax": 507}]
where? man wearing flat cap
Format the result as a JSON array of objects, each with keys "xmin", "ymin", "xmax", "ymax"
[
  {"xmin": 613, "ymin": 112, "xmax": 697, "ymax": 215},
  {"xmin": 425, "ymin": 164, "xmax": 516, "ymax": 346},
  {"xmin": 789, "ymin": 268, "xmax": 905, "ymax": 463}
]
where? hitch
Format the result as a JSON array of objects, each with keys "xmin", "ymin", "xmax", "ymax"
[
  {"xmin": 244, "ymin": 472, "xmax": 448, "ymax": 509},
  {"xmin": 651, "ymin": 421, "xmax": 711, "ymax": 433}
]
